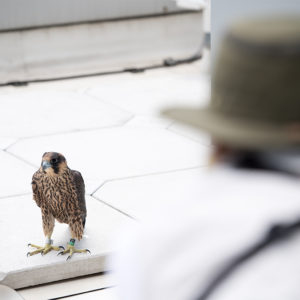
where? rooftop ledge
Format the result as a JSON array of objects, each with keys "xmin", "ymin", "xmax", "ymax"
[{"xmin": 0, "ymin": 12, "xmax": 204, "ymax": 85}]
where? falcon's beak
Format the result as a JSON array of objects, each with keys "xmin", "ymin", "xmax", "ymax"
[{"xmin": 42, "ymin": 160, "xmax": 51, "ymax": 170}]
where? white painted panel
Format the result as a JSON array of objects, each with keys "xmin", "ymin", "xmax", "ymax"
[
  {"xmin": 0, "ymin": 13, "xmax": 204, "ymax": 83},
  {"xmin": 0, "ymin": 0, "xmax": 182, "ymax": 30}
]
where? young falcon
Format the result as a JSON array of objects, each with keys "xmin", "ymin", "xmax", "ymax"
[{"xmin": 27, "ymin": 152, "xmax": 89, "ymax": 260}]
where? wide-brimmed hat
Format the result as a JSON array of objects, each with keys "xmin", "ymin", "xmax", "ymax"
[{"xmin": 163, "ymin": 17, "xmax": 300, "ymax": 150}]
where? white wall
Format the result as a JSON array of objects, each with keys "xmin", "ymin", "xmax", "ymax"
[
  {"xmin": 0, "ymin": 0, "xmax": 182, "ymax": 31},
  {"xmin": 212, "ymin": 0, "xmax": 300, "ymax": 61},
  {"xmin": 0, "ymin": 13, "xmax": 204, "ymax": 84}
]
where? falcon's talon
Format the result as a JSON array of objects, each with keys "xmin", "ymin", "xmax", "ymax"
[
  {"xmin": 27, "ymin": 243, "xmax": 62, "ymax": 257},
  {"xmin": 28, "ymin": 243, "xmax": 31, "ymax": 247},
  {"xmin": 58, "ymin": 244, "xmax": 90, "ymax": 260},
  {"xmin": 59, "ymin": 246, "xmax": 65, "ymax": 250}
]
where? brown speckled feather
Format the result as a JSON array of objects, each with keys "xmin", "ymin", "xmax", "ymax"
[
  {"xmin": 32, "ymin": 153, "xmax": 86, "ymax": 240},
  {"xmin": 71, "ymin": 170, "xmax": 86, "ymax": 228}
]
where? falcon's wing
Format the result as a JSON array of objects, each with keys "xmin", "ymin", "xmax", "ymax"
[
  {"xmin": 31, "ymin": 170, "xmax": 43, "ymax": 207},
  {"xmin": 71, "ymin": 170, "xmax": 87, "ymax": 227}
]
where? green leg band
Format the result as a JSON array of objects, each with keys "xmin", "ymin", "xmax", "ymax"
[{"xmin": 69, "ymin": 238, "xmax": 75, "ymax": 246}]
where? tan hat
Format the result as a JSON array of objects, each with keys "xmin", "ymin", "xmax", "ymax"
[{"xmin": 163, "ymin": 17, "xmax": 300, "ymax": 150}]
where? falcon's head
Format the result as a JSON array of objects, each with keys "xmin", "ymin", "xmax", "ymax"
[{"xmin": 41, "ymin": 152, "xmax": 68, "ymax": 175}]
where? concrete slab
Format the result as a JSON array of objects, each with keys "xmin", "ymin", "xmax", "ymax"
[
  {"xmin": 87, "ymin": 63, "xmax": 210, "ymax": 116},
  {"xmin": 0, "ymin": 0, "xmax": 182, "ymax": 31},
  {"xmin": 0, "ymin": 137, "xmax": 17, "ymax": 150},
  {"xmin": 0, "ymin": 13, "xmax": 203, "ymax": 84},
  {"xmin": 0, "ymin": 151, "xmax": 35, "ymax": 198},
  {"xmin": 6, "ymin": 53, "xmax": 208, "ymax": 97},
  {"xmin": 18, "ymin": 273, "xmax": 114, "ymax": 300},
  {"xmin": 8, "ymin": 125, "xmax": 208, "ymax": 195},
  {"xmin": 124, "ymin": 115, "xmax": 172, "ymax": 129},
  {"xmin": 0, "ymin": 195, "xmax": 133, "ymax": 289},
  {"xmin": 0, "ymin": 50, "xmax": 211, "ymax": 290},
  {"xmin": 0, "ymin": 285, "xmax": 24, "ymax": 300},
  {"xmin": 169, "ymin": 49, "xmax": 210, "ymax": 75},
  {"xmin": 94, "ymin": 168, "xmax": 209, "ymax": 220},
  {"xmin": 168, "ymin": 121, "xmax": 212, "ymax": 146},
  {"xmin": 64, "ymin": 287, "xmax": 117, "ymax": 300},
  {"xmin": 0, "ymin": 91, "xmax": 132, "ymax": 138}
]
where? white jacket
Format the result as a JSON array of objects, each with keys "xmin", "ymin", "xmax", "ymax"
[{"xmin": 111, "ymin": 166, "xmax": 300, "ymax": 300}]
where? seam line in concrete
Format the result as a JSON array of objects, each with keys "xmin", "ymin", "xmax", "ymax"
[
  {"xmin": 48, "ymin": 285, "xmax": 115, "ymax": 300},
  {"xmin": 91, "ymin": 195, "xmax": 136, "ymax": 220},
  {"xmin": 2, "ymin": 138, "xmax": 22, "ymax": 151},
  {"xmin": 91, "ymin": 165, "xmax": 204, "ymax": 195},
  {"xmin": 4, "ymin": 150, "xmax": 38, "ymax": 168},
  {"xmin": 166, "ymin": 126, "xmax": 212, "ymax": 146},
  {"xmin": 0, "ymin": 192, "xmax": 31, "ymax": 200},
  {"xmin": 85, "ymin": 91, "xmax": 135, "ymax": 116},
  {"xmin": 4, "ymin": 117, "xmax": 135, "ymax": 145},
  {"xmin": 165, "ymin": 120, "xmax": 176, "ymax": 130}
]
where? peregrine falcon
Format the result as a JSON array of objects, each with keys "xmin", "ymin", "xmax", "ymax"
[{"xmin": 27, "ymin": 152, "xmax": 89, "ymax": 260}]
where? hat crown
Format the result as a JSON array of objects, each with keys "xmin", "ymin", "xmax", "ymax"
[{"xmin": 211, "ymin": 17, "xmax": 300, "ymax": 125}]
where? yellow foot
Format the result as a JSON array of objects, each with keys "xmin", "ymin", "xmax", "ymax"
[
  {"xmin": 27, "ymin": 243, "xmax": 64, "ymax": 256},
  {"xmin": 58, "ymin": 244, "xmax": 91, "ymax": 260}
]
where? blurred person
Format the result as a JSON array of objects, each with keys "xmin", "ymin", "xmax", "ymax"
[{"xmin": 110, "ymin": 17, "xmax": 300, "ymax": 300}]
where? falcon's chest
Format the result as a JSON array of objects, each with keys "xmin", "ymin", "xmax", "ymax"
[{"xmin": 41, "ymin": 173, "xmax": 76, "ymax": 210}]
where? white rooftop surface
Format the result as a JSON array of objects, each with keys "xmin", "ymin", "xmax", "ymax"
[
  {"xmin": 0, "ymin": 91, "xmax": 133, "ymax": 138},
  {"xmin": 94, "ymin": 168, "xmax": 208, "ymax": 220},
  {"xmin": 0, "ymin": 195, "xmax": 132, "ymax": 289},
  {"xmin": 0, "ymin": 52, "xmax": 210, "ymax": 298}
]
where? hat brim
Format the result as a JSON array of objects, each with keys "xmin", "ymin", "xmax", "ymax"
[{"xmin": 163, "ymin": 107, "xmax": 300, "ymax": 150}]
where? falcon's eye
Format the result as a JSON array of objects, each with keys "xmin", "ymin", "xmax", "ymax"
[{"xmin": 50, "ymin": 158, "xmax": 58, "ymax": 164}]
